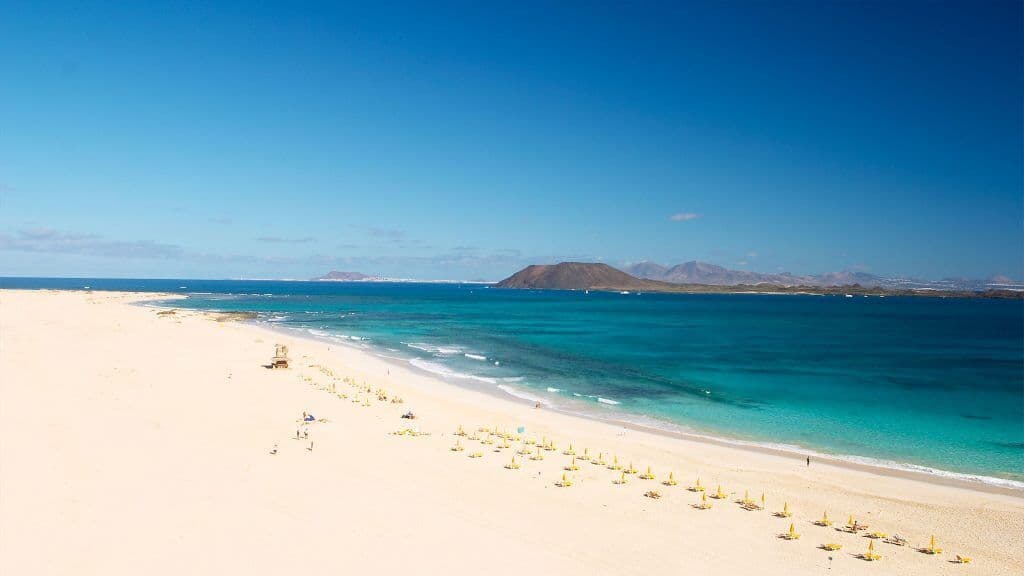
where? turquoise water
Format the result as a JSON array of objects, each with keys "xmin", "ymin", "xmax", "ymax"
[{"xmin": 4, "ymin": 277, "xmax": 1022, "ymax": 486}]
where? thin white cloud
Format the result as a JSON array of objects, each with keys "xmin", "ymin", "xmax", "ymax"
[
  {"xmin": 0, "ymin": 228, "xmax": 183, "ymax": 259},
  {"xmin": 256, "ymin": 235, "xmax": 316, "ymax": 244},
  {"xmin": 367, "ymin": 227, "xmax": 407, "ymax": 241},
  {"xmin": 669, "ymin": 212, "xmax": 701, "ymax": 222}
]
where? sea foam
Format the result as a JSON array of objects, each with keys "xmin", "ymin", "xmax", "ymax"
[
  {"xmin": 409, "ymin": 358, "xmax": 497, "ymax": 384},
  {"xmin": 497, "ymin": 384, "xmax": 548, "ymax": 405}
]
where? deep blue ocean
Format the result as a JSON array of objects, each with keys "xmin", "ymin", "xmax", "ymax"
[{"xmin": 5, "ymin": 277, "xmax": 1022, "ymax": 486}]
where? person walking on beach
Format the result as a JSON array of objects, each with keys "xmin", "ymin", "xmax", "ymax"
[{"xmin": 806, "ymin": 456, "xmax": 811, "ymax": 467}]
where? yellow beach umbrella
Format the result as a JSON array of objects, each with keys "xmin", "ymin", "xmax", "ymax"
[
  {"xmin": 864, "ymin": 539, "xmax": 881, "ymax": 560},
  {"xmin": 697, "ymin": 492, "xmax": 712, "ymax": 509}
]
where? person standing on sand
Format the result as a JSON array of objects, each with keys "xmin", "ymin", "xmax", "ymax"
[{"xmin": 806, "ymin": 456, "xmax": 811, "ymax": 467}]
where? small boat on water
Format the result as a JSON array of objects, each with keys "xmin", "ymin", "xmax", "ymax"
[{"xmin": 844, "ymin": 294, "xmax": 854, "ymax": 298}]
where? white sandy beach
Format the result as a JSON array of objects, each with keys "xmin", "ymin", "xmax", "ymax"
[{"xmin": 1, "ymin": 289, "xmax": 1021, "ymax": 575}]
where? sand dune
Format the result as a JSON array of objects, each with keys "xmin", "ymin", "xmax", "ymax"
[{"xmin": 1, "ymin": 289, "xmax": 1021, "ymax": 575}]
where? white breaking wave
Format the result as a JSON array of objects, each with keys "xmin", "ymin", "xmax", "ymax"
[
  {"xmin": 546, "ymin": 387, "xmax": 562, "ymax": 393},
  {"xmin": 597, "ymin": 397, "xmax": 620, "ymax": 405},
  {"xmin": 497, "ymin": 384, "xmax": 548, "ymax": 405},
  {"xmin": 408, "ymin": 358, "xmax": 497, "ymax": 384},
  {"xmin": 303, "ymin": 328, "xmax": 367, "ymax": 347},
  {"xmin": 464, "ymin": 353, "xmax": 487, "ymax": 361},
  {"xmin": 405, "ymin": 342, "xmax": 463, "ymax": 355}
]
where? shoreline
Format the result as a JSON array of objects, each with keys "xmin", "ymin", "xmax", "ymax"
[
  {"xmin": 245, "ymin": 307, "xmax": 1024, "ymax": 497},
  {"xmin": 5, "ymin": 288, "xmax": 1022, "ymax": 575}
]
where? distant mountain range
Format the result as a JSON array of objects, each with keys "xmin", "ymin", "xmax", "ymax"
[
  {"xmin": 310, "ymin": 270, "xmax": 488, "ymax": 284},
  {"xmin": 622, "ymin": 261, "xmax": 1021, "ymax": 291},
  {"xmin": 496, "ymin": 262, "xmax": 1023, "ymax": 299},
  {"xmin": 313, "ymin": 263, "xmax": 1021, "ymax": 293},
  {"xmin": 496, "ymin": 263, "xmax": 655, "ymax": 290},
  {"xmin": 312, "ymin": 271, "xmax": 379, "ymax": 281}
]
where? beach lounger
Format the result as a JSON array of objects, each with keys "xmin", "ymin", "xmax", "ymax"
[
  {"xmin": 859, "ymin": 540, "xmax": 882, "ymax": 561},
  {"xmin": 776, "ymin": 502, "xmax": 793, "ymax": 518},
  {"xmin": 920, "ymin": 535, "xmax": 943, "ymax": 555},
  {"xmin": 780, "ymin": 523, "xmax": 801, "ymax": 540},
  {"xmin": 694, "ymin": 492, "xmax": 713, "ymax": 510}
]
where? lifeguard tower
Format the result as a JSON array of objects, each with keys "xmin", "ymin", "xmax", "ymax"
[{"xmin": 271, "ymin": 344, "xmax": 290, "ymax": 369}]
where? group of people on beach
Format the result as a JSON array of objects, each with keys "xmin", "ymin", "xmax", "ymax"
[{"xmin": 270, "ymin": 411, "xmax": 317, "ymax": 455}]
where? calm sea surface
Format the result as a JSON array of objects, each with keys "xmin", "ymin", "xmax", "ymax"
[{"xmin": 4, "ymin": 277, "xmax": 1022, "ymax": 486}]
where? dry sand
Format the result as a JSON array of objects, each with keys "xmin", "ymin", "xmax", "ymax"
[{"xmin": 1, "ymin": 289, "xmax": 1021, "ymax": 575}]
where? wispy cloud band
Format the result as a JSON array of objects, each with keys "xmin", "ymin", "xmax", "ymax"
[{"xmin": 256, "ymin": 235, "xmax": 316, "ymax": 244}]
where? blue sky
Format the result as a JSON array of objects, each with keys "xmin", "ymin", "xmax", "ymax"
[{"xmin": 1, "ymin": 1, "xmax": 1021, "ymax": 281}]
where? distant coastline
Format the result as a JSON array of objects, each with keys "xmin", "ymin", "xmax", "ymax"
[{"xmin": 496, "ymin": 262, "xmax": 1024, "ymax": 299}]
